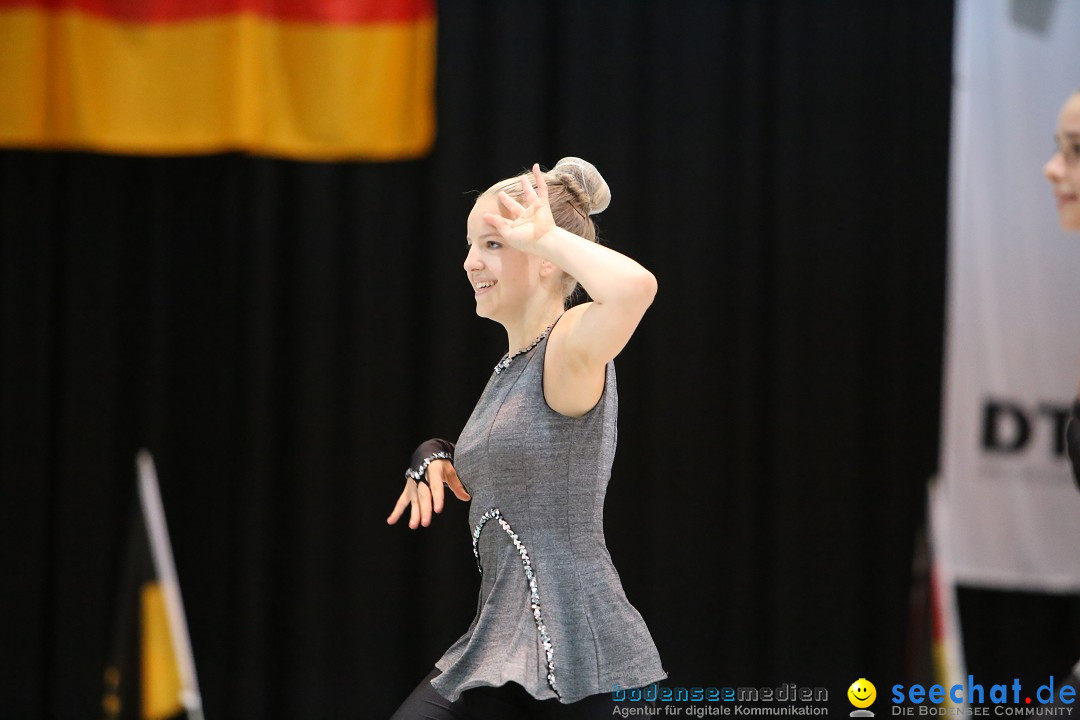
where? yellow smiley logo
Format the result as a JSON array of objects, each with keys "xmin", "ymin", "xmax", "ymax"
[{"xmin": 848, "ymin": 678, "xmax": 876, "ymax": 709}]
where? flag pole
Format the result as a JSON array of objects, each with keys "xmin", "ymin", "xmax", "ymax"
[
  {"xmin": 928, "ymin": 480, "xmax": 967, "ymax": 713},
  {"xmin": 136, "ymin": 450, "xmax": 206, "ymax": 720}
]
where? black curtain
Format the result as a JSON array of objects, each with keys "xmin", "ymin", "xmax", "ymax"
[{"xmin": 2, "ymin": 1, "xmax": 1077, "ymax": 718}]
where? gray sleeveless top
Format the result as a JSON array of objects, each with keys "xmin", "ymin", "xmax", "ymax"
[{"xmin": 431, "ymin": 332, "xmax": 667, "ymax": 704}]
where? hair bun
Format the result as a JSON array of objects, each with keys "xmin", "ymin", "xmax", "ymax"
[{"xmin": 552, "ymin": 157, "xmax": 610, "ymax": 215}]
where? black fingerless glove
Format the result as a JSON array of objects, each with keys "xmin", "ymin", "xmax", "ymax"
[{"xmin": 405, "ymin": 438, "xmax": 456, "ymax": 484}]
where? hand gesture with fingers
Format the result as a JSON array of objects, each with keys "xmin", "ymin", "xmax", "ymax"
[
  {"xmin": 386, "ymin": 459, "xmax": 471, "ymax": 530},
  {"xmin": 485, "ymin": 164, "xmax": 556, "ymax": 253}
]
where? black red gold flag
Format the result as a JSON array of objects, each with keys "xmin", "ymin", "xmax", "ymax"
[{"xmin": 0, "ymin": 0, "xmax": 436, "ymax": 160}]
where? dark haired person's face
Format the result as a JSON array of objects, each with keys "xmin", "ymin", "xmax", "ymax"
[{"xmin": 1045, "ymin": 94, "xmax": 1080, "ymax": 231}]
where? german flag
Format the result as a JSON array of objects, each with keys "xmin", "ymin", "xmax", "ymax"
[
  {"xmin": 0, "ymin": 0, "xmax": 435, "ymax": 160},
  {"xmin": 103, "ymin": 452, "xmax": 202, "ymax": 720}
]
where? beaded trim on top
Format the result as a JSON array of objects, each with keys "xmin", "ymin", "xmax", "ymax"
[
  {"xmin": 472, "ymin": 508, "xmax": 559, "ymax": 698},
  {"xmin": 493, "ymin": 322, "xmax": 556, "ymax": 375}
]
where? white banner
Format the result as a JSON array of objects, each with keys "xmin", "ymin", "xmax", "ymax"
[{"xmin": 940, "ymin": 0, "xmax": 1080, "ymax": 591}]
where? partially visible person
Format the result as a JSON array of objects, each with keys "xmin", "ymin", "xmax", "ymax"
[
  {"xmin": 1043, "ymin": 88, "xmax": 1080, "ymax": 488},
  {"xmin": 1041, "ymin": 89, "xmax": 1080, "ymax": 709}
]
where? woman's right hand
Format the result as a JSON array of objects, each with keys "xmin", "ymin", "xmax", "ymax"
[{"xmin": 386, "ymin": 460, "xmax": 471, "ymax": 529}]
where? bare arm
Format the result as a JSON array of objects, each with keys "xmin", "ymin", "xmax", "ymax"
[{"xmin": 529, "ymin": 226, "xmax": 657, "ymax": 367}]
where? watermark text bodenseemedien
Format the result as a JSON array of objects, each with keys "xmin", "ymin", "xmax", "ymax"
[{"xmin": 612, "ymin": 683, "xmax": 828, "ymax": 703}]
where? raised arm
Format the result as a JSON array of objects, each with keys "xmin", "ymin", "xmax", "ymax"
[
  {"xmin": 486, "ymin": 164, "xmax": 657, "ymax": 415},
  {"xmin": 529, "ymin": 225, "xmax": 657, "ymax": 367}
]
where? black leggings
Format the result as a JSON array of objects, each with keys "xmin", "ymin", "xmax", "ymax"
[{"xmin": 389, "ymin": 668, "xmax": 653, "ymax": 720}]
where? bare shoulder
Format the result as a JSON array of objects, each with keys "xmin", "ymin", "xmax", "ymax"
[{"xmin": 543, "ymin": 304, "xmax": 606, "ymax": 418}]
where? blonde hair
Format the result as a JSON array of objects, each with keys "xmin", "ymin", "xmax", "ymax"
[{"xmin": 484, "ymin": 157, "xmax": 611, "ymax": 301}]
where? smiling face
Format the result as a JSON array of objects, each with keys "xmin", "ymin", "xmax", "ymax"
[
  {"xmin": 1044, "ymin": 92, "xmax": 1080, "ymax": 231},
  {"xmin": 847, "ymin": 679, "xmax": 877, "ymax": 709},
  {"xmin": 463, "ymin": 194, "xmax": 542, "ymax": 322}
]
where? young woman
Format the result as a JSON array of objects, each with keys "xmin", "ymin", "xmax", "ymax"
[
  {"xmin": 1043, "ymin": 90, "xmax": 1080, "ymax": 487},
  {"xmin": 386, "ymin": 158, "xmax": 667, "ymax": 719}
]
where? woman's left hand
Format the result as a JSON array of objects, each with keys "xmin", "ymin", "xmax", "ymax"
[{"xmin": 484, "ymin": 163, "xmax": 555, "ymax": 252}]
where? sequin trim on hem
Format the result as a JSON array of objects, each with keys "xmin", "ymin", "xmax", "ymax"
[{"xmin": 471, "ymin": 507, "xmax": 559, "ymax": 698}]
